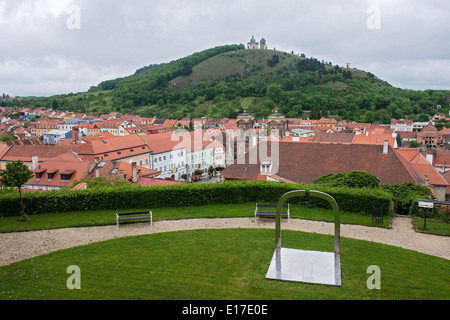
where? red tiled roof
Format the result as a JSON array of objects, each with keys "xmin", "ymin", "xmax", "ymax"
[
  {"xmin": 396, "ymin": 149, "xmax": 448, "ymax": 186},
  {"xmin": 391, "ymin": 119, "xmax": 413, "ymax": 125},
  {"xmin": 433, "ymin": 150, "xmax": 450, "ymax": 167},
  {"xmin": 312, "ymin": 132, "xmax": 354, "ymax": 143},
  {"xmin": 222, "ymin": 141, "xmax": 420, "ymax": 185},
  {"xmin": 315, "ymin": 117, "xmax": 337, "ymax": 125},
  {"xmin": 140, "ymin": 132, "xmax": 185, "ymax": 154},
  {"xmin": 136, "ymin": 177, "xmax": 183, "ymax": 186},
  {"xmin": 25, "ymin": 159, "xmax": 91, "ymax": 188},
  {"xmin": 73, "ymin": 134, "xmax": 150, "ymax": 161},
  {"xmin": 352, "ymin": 133, "xmax": 397, "ymax": 147},
  {"xmin": 1, "ymin": 145, "xmax": 77, "ymax": 162}
]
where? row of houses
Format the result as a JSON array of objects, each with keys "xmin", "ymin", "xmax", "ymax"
[
  {"xmin": 220, "ymin": 112, "xmax": 450, "ymax": 202},
  {"xmin": 2, "ymin": 107, "xmax": 450, "ymax": 202},
  {"xmin": 221, "ymin": 137, "xmax": 450, "ymax": 201},
  {"xmin": 0, "ymin": 128, "xmax": 226, "ymax": 191}
]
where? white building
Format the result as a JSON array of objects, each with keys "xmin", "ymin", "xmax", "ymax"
[
  {"xmin": 390, "ymin": 119, "xmax": 413, "ymax": 132},
  {"xmin": 185, "ymin": 131, "xmax": 217, "ymax": 177},
  {"xmin": 413, "ymin": 122, "xmax": 430, "ymax": 132},
  {"xmin": 142, "ymin": 132, "xmax": 187, "ymax": 181},
  {"xmin": 247, "ymin": 36, "xmax": 267, "ymax": 50}
]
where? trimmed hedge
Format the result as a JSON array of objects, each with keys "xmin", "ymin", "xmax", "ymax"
[{"xmin": 0, "ymin": 181, "xmax": 393, "ymax": 217}]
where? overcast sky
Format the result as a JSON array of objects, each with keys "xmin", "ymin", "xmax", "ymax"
[{"xmin": 1, "ymin": 0, "xmax": 449, "ymax": 97}]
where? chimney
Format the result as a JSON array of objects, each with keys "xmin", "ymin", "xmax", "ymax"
[
  {"xmin": 132, "ymin": 162, "xmax": 138, "ymax": 183},
  {"xmin": 424, "ymin": 173, "xmax": 430, "ymax": 187},
  {"xmin": 72, "ymin": 127, "xmax": 79, "ymax": 144},
  {"xmin": 95, "ymin": 168, "xmax": 100, "ymax": 178},
  {"xmin": 383, "ymin": 140, "xmax": 389, "ymax": 155},
  {"xmin": 32, "ymin": 156, "xmax": 38, "ymax": 170},
  {"xmin": 426, "ymin": 153, "xmax": 434, "ymax": 165}
]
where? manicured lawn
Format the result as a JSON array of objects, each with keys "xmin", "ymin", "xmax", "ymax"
[
  {"xmin": 0, "ymin": 229, "xmax": 448, "ymax": 300},
  {"xmin": 413, "ymin": 218, "xmax": 450, "ymax": 236},
  {"xmin": 0, "ymin": 203, "xmax": 390, "ymax": 233}
]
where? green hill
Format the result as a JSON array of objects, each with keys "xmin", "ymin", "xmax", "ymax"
[{"xmin": 11, "ymin": 44, "xmax": 450, "ymax": 122}]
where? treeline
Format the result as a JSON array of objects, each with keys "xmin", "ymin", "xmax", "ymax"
[{"xmin": 134, "ymin": 63, "xmax": 165, "ymax": 75}]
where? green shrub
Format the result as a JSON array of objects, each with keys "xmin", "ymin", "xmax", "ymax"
[
  {"xmin": 381, "ymin": 182, "xmax": 434, "ymax": 216},
  {"xmin": 0, "ymin": 181, "xmax": 392, "ymax": 217},
  {"xmin": 313, "ymin": 171, "xmax": 380, "ymax": 189}
]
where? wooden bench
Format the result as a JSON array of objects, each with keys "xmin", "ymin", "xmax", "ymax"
[
  {"xmin": 116, "ymin": 210, "xmax": 152, "ymax": 229},
  {"xmin": 255, "ymin": 203, "xmax": 290, "ymax": 222}
]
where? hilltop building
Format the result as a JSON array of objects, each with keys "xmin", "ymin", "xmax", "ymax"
[{"xmin": 247, "ymin": 36, "xmax": 268, "ymax": 50}]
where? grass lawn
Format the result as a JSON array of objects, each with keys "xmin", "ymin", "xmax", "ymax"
[
  {"xmin": 0, "ymin": 203, "xmax": 390, "ymax": 233},
  {"xmin": 0, "ymin": 229, "xmax": 448, "ymax": 300},
  {"xmin": 413, "ymin": 218, "xmax": 450, "ymax": 236}
]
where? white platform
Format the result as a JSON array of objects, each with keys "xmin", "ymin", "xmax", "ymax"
[{"xmin": 265, "ymin": 247, "xmax": 340, "ymax": 286}]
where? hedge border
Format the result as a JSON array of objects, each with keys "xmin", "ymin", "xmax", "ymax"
[{"xmin": 0, "ymin": 181, "xmax": 393, "ymax": 218}]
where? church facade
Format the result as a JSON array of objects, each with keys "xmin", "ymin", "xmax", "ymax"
[{"xmin": 247, "ymin": 36, "xmax": 268, "ymax": 50}]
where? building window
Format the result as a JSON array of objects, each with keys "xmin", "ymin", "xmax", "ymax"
[{"xmin": 260, "ymin": 161, "xmax": 273, "ymax": 174}]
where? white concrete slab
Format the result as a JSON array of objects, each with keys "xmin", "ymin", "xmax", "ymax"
[{"xmin": 266, "ymin": 247, "xmax": 340, "ymax": 286}]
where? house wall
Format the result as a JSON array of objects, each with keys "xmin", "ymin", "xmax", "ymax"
[
  {"xmin": 187, "ymin": 147, "xmax": 215, "ymax": 176},
  {"xmin": 151, "ymin": 148, "xmax": 187, "ymax": 180}
]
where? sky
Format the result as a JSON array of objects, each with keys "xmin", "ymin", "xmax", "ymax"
[{"xmin": 0, "ymin": 0, "xmax": 449, "ymax": 97}]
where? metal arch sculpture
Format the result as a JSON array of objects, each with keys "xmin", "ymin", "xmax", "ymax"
[{"xmin": 265, "ymin": 190, "xmax": 341, "ymax": 286}]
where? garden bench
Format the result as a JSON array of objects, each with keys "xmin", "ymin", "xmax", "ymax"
[
  {"xmin": 255, "ymin": 203, "xmax": 289, "ymax": 222},
  {"xmin": 372, "ymin": 207, "xmax": 383, "ymax": 223},
  {"xmin": 116, "ymin": 210, "xmax": 152, "ymax": 229}
]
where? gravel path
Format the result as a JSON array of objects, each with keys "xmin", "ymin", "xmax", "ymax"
[{"xmin": 0, "ymin": 215, "xmax": 449, "ymax": 267}]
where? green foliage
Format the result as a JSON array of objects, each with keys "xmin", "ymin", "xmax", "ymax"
[
  {"xmin": 2, "ymin": 229, "xmax": 449, "ymax": 300},
  {"xmin": 0, "ymin": 160, "xmax": 34, "ymax": 189},
  {"xmin": 0, "ymin": 181, "xmax": 392, "ymax": 217},
  {"xmin": 11, "ymin": 46, "xmax": 450, "ymax": 121},
  {"xmin": 313, "ymin": 171, "xmax": 380, "ymax": 189},
  {"xmin": 380, "ymin": 182, "xmax": 434, "ymax": 216},
  {"xmin": 0, "ymin": 134, "xmax": 16, "ymax": 142},
  {"xmin": 267, "ymin": 54, "xmax": 279, "ymax": 67},
  {"xmin": 72, "ymin": 177, "xmax": 133, "ymax": 189},
  {"xmin": 0, "ymin": 160, "xmax": 35, "ymax": 219}
]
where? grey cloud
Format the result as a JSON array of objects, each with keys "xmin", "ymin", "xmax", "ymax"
[{"xmin": 0, "ymin": 0, "xmax": 449, "ymax": 96}]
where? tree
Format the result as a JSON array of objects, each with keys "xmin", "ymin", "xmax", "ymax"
[
  {"xmin": 181, "ymin": 61, "xmax": 193, "ymax": 76},
  {"xmin": 313, "ymin": 170, "xmax": 380, "ymax": 189},
  {"xmin": 267, "ymin": 55, "xmax": 279, "ymax": 67},
  {"xmin": 0, "ymin": 161, "xmax": 34, "ymax": 220},
  {"xmin": 266, "ymin": 84, "xmax": 283, "ymax": 103},
  {"xmin": 409, "ymin": 141, "xmax": 420, "ymax": 148}
]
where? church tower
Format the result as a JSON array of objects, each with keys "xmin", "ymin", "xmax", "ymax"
[
  {"xmin": 260, "ymin": 38, "xmax": 267, "ymax": 50},
  {"xmin": 266, "ymin": 111, "xmax": 285, "ymax": 139}
]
